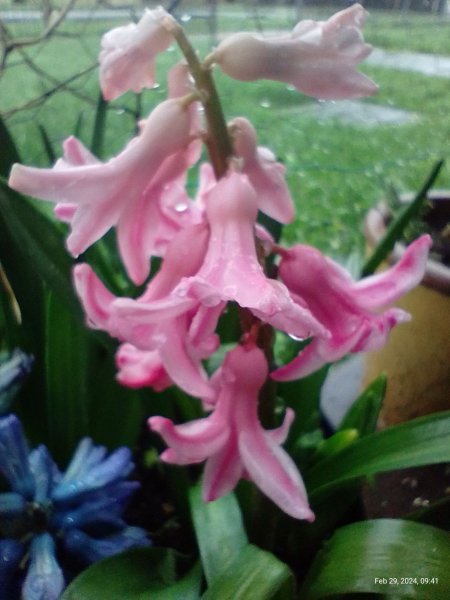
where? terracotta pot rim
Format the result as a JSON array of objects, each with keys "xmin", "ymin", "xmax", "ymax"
[{"xmin": 364, "ymin": 190, "xmax": 450, "ymax": 295}]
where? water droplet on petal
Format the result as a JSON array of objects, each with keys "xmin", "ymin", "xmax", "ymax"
[
  {"xmin": 289, "ymin": 333, "xmax": 306, "ymax": 342},
  {"xmin": 174, "ymin": 202, "xmax": 188, "ymax": 213}
]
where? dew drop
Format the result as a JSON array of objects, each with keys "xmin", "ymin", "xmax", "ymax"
[
  {"xmin": 288, "ymin": 333, "xmax": 306, "ymax": 342},
  {"xmin": 174, "ymin": 202, "xmax": 188, "ymax": 213},
  {"xmin": 259, "ymin": 99, "xmax": 271, "ymax": 108},
  {"xmin": 180, "ymin": 14, "xmax": 192, "ymax": 22}
]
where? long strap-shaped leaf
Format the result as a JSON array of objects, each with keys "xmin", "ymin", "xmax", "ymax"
[
  {"xmin": 301, "ymin": 519, "xmax": 450, "ymax": 599},
  {"xmin": 305, "ymin": 411, "xmax": 450, "ymax": 498},
  {"xmin": 190, "ymin": 484, "xmax": 248, "ymax": 585},
  {"xmin": 361, "ymin": 159, "xmax": 444, "ymax": 277},
  {"xmin": 0, "ymin": 180, "xmax": 82, "ymax": 319}
]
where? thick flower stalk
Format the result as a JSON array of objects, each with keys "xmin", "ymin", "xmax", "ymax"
[
  {"xmin": 6, "ymin": 6, "xmax": 431, "ymax": 523},
  {"xmin": 0, "ymin": 414, "xmax": 148, "ymax": 600}
]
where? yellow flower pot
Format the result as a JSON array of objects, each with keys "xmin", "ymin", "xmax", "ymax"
[{"xmin": 363, "ymin": 192, "xmax": 450, "ymax": 427}]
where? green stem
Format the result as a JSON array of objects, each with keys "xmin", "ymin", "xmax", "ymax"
[
  {"xmin": 167, "ymin": 17, "xmax": 277, "ymax": 428},
  {"xmin": 165, "ymin": 17, "xmax": 233, "ymax": 179}
]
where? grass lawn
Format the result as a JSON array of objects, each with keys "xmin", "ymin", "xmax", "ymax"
[{"xmin": 1, "ymin": 4, "xmax": 449, "ymax": 261}]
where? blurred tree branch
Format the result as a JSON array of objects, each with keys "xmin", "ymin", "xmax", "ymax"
[{"xmin": 1, "ymin": 0, "xmax": 77, "ymax": 69}]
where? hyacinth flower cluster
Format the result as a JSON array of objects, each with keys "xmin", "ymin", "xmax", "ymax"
[
  {"xmin": 8, "ymin": 4, "xmax": 431, "ymax": 521},
  {"xmin": 0, "ymin": 414, "xmax": 148, "ymax": 600}
]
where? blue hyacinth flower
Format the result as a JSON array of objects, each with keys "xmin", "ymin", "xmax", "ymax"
[
  {"xmin": 0, "ymin": 350, "xmax": 34, "ymax": 415},
  {"xmin": 0, "ymin": 414, "xmax": 150, "ymax": 600}
]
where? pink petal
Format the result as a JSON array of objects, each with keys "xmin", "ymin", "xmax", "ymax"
[
  {"xmin": 176, "ymin": 172, "xmax": 326, "ymax": 339},
  {"xmin": 265, "ymin": 408, "xmax": 295, "ymax": 445},
  {"xmin": 9, "ymin": 98, "xmax": 193, "ymax": 273},
  {"xmin": 239, "ymin": 430, "xmax": 314, "ymax": 521},
  {"xmin": 352, "ymin": 235, "xmax": 432, "ymax": 309},
  {"xmin": 115, "ymin": 343, "xmax": 172, "ymax": 391},
  {"xmin": 148, "ymin": 408, "xmax": 229, "ymax": 463},
  {"xmin": 212, "ymin": 4, "xmax": 377, "ymax": 100},
  {"xmin": 61, "ymin": 136, "xmax": 100, "ymax": 166},
  {"xmin": 99, "ymin": 8, "xmax": 173, "ymax": 100},
  {"xmin": 158, "ymin": 318, "xmax": 215, "ymax": 400},
  {"xmin": 230, "ymin": 117, "xmax": 294, "ymax": 224},
  {"xmin": 73, "ymin": 264, "xmax": 116, "ymax": 330},
  {"xmin": 202, "ymin": 437, "xmax": 243, "ymax": 501}
]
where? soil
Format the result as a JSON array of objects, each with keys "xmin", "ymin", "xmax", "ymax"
[{"xmin": 362, "ymin": 463, "xmax": 450, "ymax": 529}]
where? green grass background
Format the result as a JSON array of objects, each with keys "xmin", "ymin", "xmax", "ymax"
[{"xmin": 1, "ymin": 4, "xmax": 449, "ymax": 261}]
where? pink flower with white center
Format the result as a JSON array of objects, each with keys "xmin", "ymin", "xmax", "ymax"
[
  {"xmin": 149, "ymin": 343, "xmax": 314, "ymax": 521},
  {"xmin": 9, "ymin": 97, "xmax": 195, "ymax": 285},
  {"xmin": 99, "ymin": 7, "xmax": 173, "ymax": 101},
  {"xmin": 210, "ymin": 4, "xmax": 377, "ymax": 100},
  {"xmin": 175, "ymin": 171, "xmax": 328, "ymax": 340},
  {"xmin": 229, "ymin": 117, "xmax": 294, "ymax": 224},
  {"xmin": 74, "ymin": 223, "xmax": 221, "ymax": 399},
  {"xmin": 116, "ymin": 344, "xmax": 172, "ymax": 391},
  {"xmin": 271, "ymin": 235, "xmax": 432, "ymax": 381}
]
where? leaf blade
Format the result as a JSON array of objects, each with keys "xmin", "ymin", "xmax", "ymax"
[{"xmin": 301, "ymin": 519, "xmax": 450, "ymax": 599}]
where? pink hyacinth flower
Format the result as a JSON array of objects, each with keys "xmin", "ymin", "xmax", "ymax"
[
  {"xmin": 272, "ymin": 235, "xmax": 432, "ymax": 381},
  {"xmin": 9, "ymin": 97, "xmax": 195, "ymax": 285},
  {"xmin": 230, "ymin": 117, "xmax": 294, "ymax": 224},
  {"xmin": 175, "ymin": 171, "xmax": 328, "ymax": 341},
  {"xmin": 74, "ymin": 223, "xmax": 221, "ymax": 399},
  {"xmin": 149, "ymin": 343, "xmax": 314, "ymax": 521},
  {"xmin": 211, "ymin": 4, "xmax": 377, "ymax": 100},
  {"xmin": 116, "ymin": 343, "xmax": 172, "ymax": 391},
  {"xmin": 99, "ymin": 7, "xmax": 173, "ymax": 100}
]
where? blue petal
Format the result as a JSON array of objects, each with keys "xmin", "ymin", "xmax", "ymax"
[
  {"xmin": 0, "ymin": 492, "xmax": 26, "ymax": 516},
  {"xmin": 0, "ymin": 537, "xmax": 25, "ymax": 573},
  {"xmin": 0, "ymin": 414, "xmax": 35, "ymax": 498},
  {"xmin": 59, "ymin": 438, "xmax": 106, "ymax": 483},
  {"xmin": 53, "ymin": 481, "xmax": 140, "ymax": 530},
  {"xmin": 53, "ymin": 443, "xmax": 134, "ymax": 503},
  {"xmin": 28, "ymin": 446, "xmax": 61, "ymax": 504},
  {"xmin": 0, "ymin": 350, "xmax": 34, "ymax": 415},
  {"xmin": 64, "ymin": 527, "xmax": 150, "ymax": 564},
  {"xmin": 22, "ymin": 533, "xmax": 65, "ymax": 600}
]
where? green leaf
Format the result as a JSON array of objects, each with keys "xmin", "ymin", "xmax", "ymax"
[
  {"xmin": 148, "ymin": 563, "xmax": 202, "ymax": 600},
  {"xmin": 301, "ymin": 519, "xmax": 450, "ymax": 599},
  {"xmin": 37, "ymin": 124, "xmax": 56, "ymax": 164},
  {"xmin": 190, "ymin": 484, "xmax": 248, "ymax": 585},
  {"xmin": 305, "ymin": 411, "xmax": 450, "ymax": 498},
  {"xmin": 0, "ymin": 181, "xmax": 82, "ymax": 319},
  {"xmin": 361, "ymin": 159, "xmax": 444, "ymax": 276},
  {"xmin": 90, "ymin": 92, "xmax": 108, "ymax": 157},
  {"xmin": 44, "ymin": 292, "xmax": 93, "ymax": 463},
  {"xmin": 61, "ymin": 548, "xmax": 194, "ymax": 600},
  {"xmin": 201, "ymin": 544, "xmax": 295, "ymax": 600},
  {"xmin": 0, "ymin": 115, "xmax": 20, "ymax": 178},
  {"xmin": 280, "ymin": 364, "xmax": 330, "ymax": 445},
  {"xmin": 339, "ymin": 374, "xmax": 386, "ymax": 437},
  {"xmin": 312, "ymin": 429, "xmax": 359, "ymax": 462}
]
